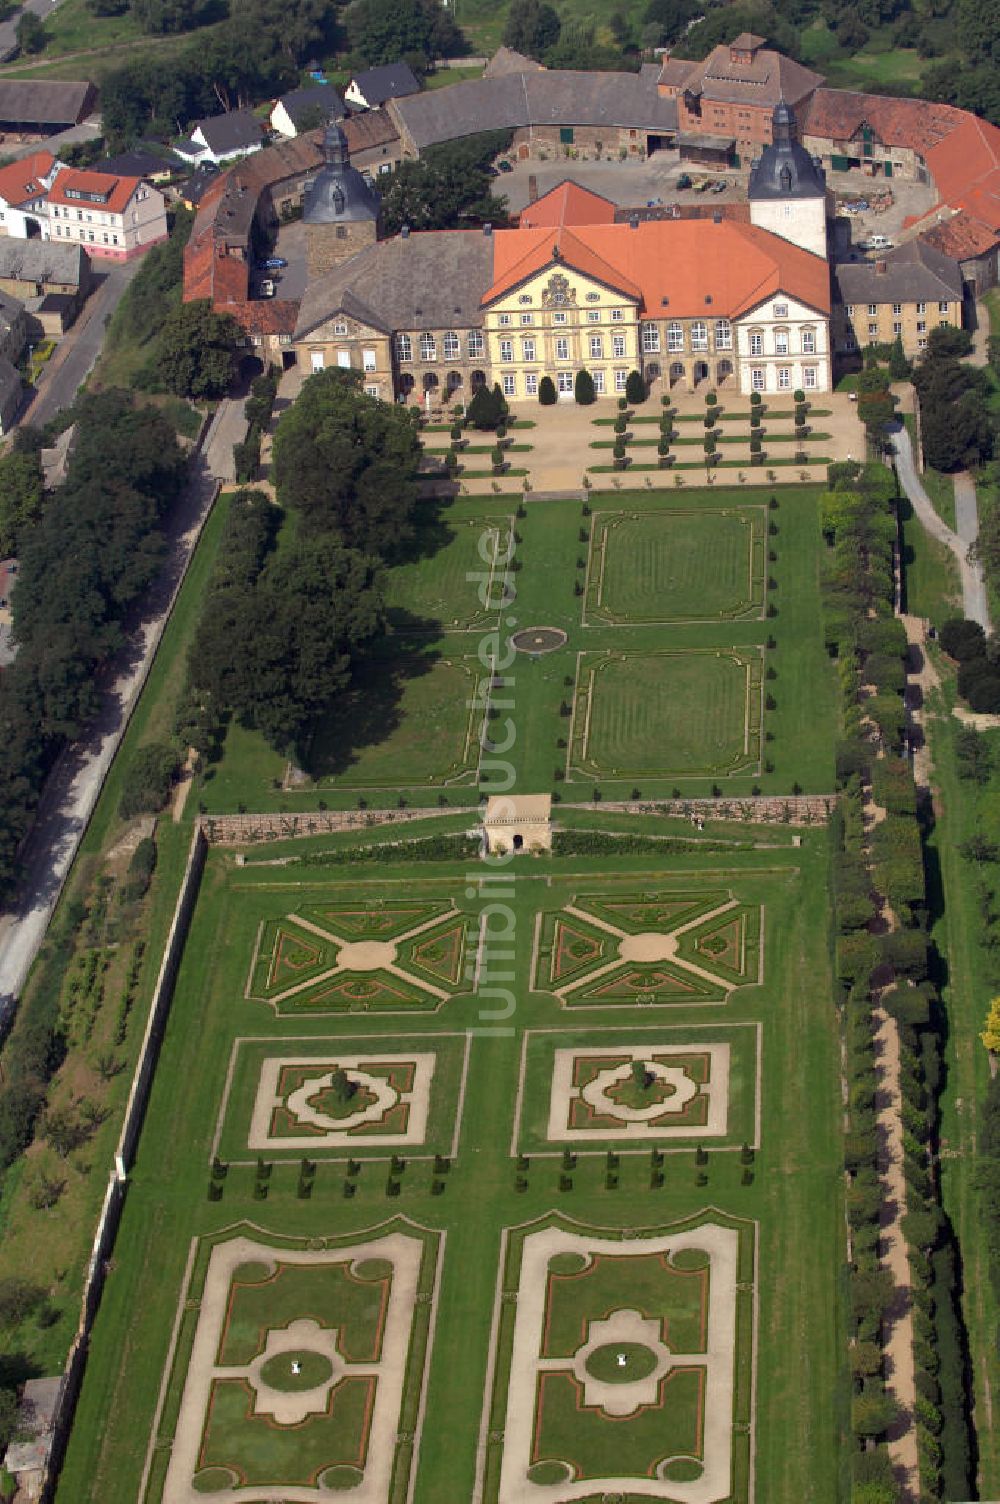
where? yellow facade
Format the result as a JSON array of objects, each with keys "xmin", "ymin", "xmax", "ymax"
[
  {"xmin": 834, "ymin": 296, "xmax": 962, "ymax": 358},
  {"xmin": 484, "ymin": 264, "xmax": 640, "ymax": 400}
]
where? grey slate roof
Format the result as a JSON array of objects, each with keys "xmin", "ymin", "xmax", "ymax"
[
  {"xmin": 676, "ymin": 42, "xmax": 822, "ymax": 108},
  {"xmin": 295, "ymin": 229, "xmax": 496, "ymax": 339},
  {"xmin": 196, "ymin": 109, "xmax": 264, "ymax": 155},
  {"xmin": 303, "ymin": 120, "xmax": 380, "ymax": 225},
  {"xmin": 277, "ymin": 84, "xmax": 345, "ymax": 127},
  {"xmin": 91, "ymin": 149, "xmax": 171, "ymax": 178},
  {"xmin": 0, "ymin": 237, "xmax": 87, "ymax": 288},
  {"xmin": 0, "ymin": 79, "xmax": 95, "ymax": 126},
  {"xmin": 748, "ymin": 101, "xmax": 826, "ymax": 200},
  {"xmin": 350, "ymin": 62, "xmax": 421, "ymax": 107},
  {"xmin": 391, "ymin": 68, "xmax": 678, "ymax": 150},
  {"xmin": 833, "ymin": 238, "xmax": 964, "ymax": 304}
]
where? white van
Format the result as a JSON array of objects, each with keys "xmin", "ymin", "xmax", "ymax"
[{"xmin": 861, "ymin": 234, "xmax": 893, "ymax": 251}]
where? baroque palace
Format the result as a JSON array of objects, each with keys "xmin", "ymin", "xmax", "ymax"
[
  {"xmin": 295, "ymin": 101, "xmax": 834, "ymax": 401},
  {"xmin": 183, "ymin": 36, "xmax": 984, "ymax": 403}
]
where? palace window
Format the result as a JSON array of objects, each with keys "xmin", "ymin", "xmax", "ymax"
[
  {"xmin": 614, "ymin": 368, "xmax": 628, "ymax": 391},
  {"xmin": 749, "ymin": 331, "xmax": 763, "ymax": 356},
  {"xmin": 868, "ymin": 303, "xmax": 878, "ymax": 317},
  {"xmin": 522, "ymin": 339, "xmax": 536, "ymax": 361},
  {"xmin": 777, "ymin": 366, "xmax": 791, "ymax": 389},
  {"xmin": 589, "ymin": 335, "xmax": 603, "ymax": 360},
  {"xmin": 916, "ymin": 320, "xmax": 926, "ymax": 333},
  {"xmin": 499, "ymin": 339, "xmax": 513, "ymax": 362},
  {"xmin": 612, "ymin": 334, "xmax": 626, "ymax": 358},
  {"xmin": 801, "ymin": 328, "xmax": 816, "ymax": 354},
  {"xmin": 774, "ymin": 327, "xmax": 789, "ymax": 355},
  {"xmin": 419, "ymin": 332, "xmax": 436, "ymax": 361},
  {"xmin": 938, "ymin": 300, "xmax": 950, "ymax": 313},
  {"xmin": 592, "ymin": 370, "xmax": 605, "ymax": 393},
  {"xmin": 395, "ymin": 333, "xmax": 412, "ymax": 362},
  {"xmin": 443, "ymin": 331, "xmax": 460, "ymax": 359},
  {"xmin": 557, "ymin": 371, "xmax": 573, "ymax": 392},
  {"xmin": 525, "ymin": 373, "xmax": 538, "ymax": 395},
  {"xmin": 893, "ymin": 321, "xmax": 902, "ymax": 336},
  {"xmin": 363, "ymin": 349, "xmax": 376, "ymax": 371},
  {"xmin": 751, "ymin": 367, "xmax": 765, "ymax": 390},
  {"xmin": 642, "ymin": 324, "xmax": 660, "ymax": 354},
  {"xmin": 892, "ymin": 303, "xmax": 901, "ymax": 315},
  {"xmin": 916, "ymin": 302, "xmax": 926, "ymax": 314},
  {"xmin": 520, "ymin": 312, "xmax": 534, "ymax": 325},
  {"xmin": 502, "ymin": 373, "xmax": 516, "ymax": 396},
  {"xmin": 553, "ymin": 311, "xmax": 568, "ymax": 324},
  {"xmin": 587, "ymin": 309, "xmax": 601, "ymax": 323},
  {"xmin": 690, "ymin": 321, "xmax": 708, "ymax": 351},
  {"xmin": 467, "ymin": 330, "xmax": 484, "ymax": 358},
  {"xmin": 555, "ymin": 337, "xmax": 569, "ymax": 360},
  {"xmin": 667, "ymin": 322, "xmax": 684, "ymax": 352},
  {"xmin": 803, "ymin": 366, "xmax": 817, "ymax": 389},
  {"xmin": 611, "ymin": 308, "xmax": 624, "ymax": 321},
  {"xmin": 714, "ymin": 319, "xmax": 732, "ymax": 349},
  {"xmin": 498, "ymin": 313, "xmax": 512, "ymax": 325}
]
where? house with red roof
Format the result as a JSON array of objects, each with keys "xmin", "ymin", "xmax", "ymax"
[
  {"xmin": 46, "ymin": 169, "xmax": 167, "ymax": 260},
  {"xmin": 0, "ymin": 152, "xmax": 60, "ymax": 240}
]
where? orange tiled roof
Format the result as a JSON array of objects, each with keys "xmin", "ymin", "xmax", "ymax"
[
  {"xmin": 802, "ymin": 88, "xmax": 964, "ymax": 157},
  {"xmin": 231, "ymin": 299, "xmax": 298, "ymax": 336},
  {"xmin": 484, "ymin": 218, "xmax": 831, "ymax": 316},
  {"xmin": 519, "ymin": 180, "xmax": 617, "ymax": 229},
  {"xmin": 918, "ymin": 210, "xmax": 1000, "ymax": 259},
  {"xmin": 47, "ymin": 168, "xmax": 142, "ymax": 215},
  {"xmin": 0, "ymin": 150, "xmax": 54, "ymax": 207}
]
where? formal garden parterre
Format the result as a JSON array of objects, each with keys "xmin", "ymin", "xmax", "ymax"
[
  {"xmin": 196, "ymin": 483, "xmax": 835, "ymax": 811},
  {"xmin": 56, "ymin": 829, "xmax": 845, "ymax": 1504}
]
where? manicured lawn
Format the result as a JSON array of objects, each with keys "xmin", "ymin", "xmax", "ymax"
[
  {"xmin": 569, "ymin": 647, "xmax": 762, "ymax": 780},
  {"xmin": 898, "ymin": 493, "xmax": 961, "ymax": 624},
  {"xmin": 384, "ymin": 509, "xmax": 513, "ymax": 632},
  {"xmin": 56, "ymin": 833, "xmax": 846, "ymax": 1504},
  {"xmin": 585, "ymin": 506, "xmax": 765, "ymax": 624}
]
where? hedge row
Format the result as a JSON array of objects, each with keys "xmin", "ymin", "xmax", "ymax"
[{"xmin": 822, "ymin": 462, "xmax": 972, "ymax": 1500}]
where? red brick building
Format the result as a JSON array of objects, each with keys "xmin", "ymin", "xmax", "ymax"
[{"xmin": 658, "ymin": 33, "xmax": 824, "ymax": 164}]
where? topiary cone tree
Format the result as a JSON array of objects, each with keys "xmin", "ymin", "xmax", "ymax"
[
  {"xmin": 539, "ymin": 375, "xmax": 557, "ymax": 405},
  {"xmin": 575, "ymin": 368, "xmax": 596, "ymax": 405},
  {"xmin": 625, "ymin": 368, "xmax": 647, "ymax": 405}
]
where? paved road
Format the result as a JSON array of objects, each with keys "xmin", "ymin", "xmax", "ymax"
[
  {"xmin": 892, "ymin": 419, "xmax": 991, "ymax": 630},
  {"xmin": 0, "ymin": 401, "xmax": 245, "ymax": 1017},
  {"xmin": 22, "ymin": 258, "xmax": 141, "ymax": 427}
]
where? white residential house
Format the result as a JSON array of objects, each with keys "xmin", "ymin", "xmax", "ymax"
[
  {"xmin": 173, "ymin": 110, "xmax": 265, "ymax": 167},
  {"xmin": 0, "ymin": 151, "xmax": 62, "ymax": 241},
  {"xmin": 47, "ymin": 169, "xmax": 168, "ymax": 261},
  {"xmin": 270, "ymin": 84, "xmax": 344, "ymax": 139}
]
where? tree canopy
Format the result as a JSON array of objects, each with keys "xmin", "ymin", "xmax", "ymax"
[
  {"xmin": 378, "ymin": 131, "xmax": 511, "ymax": 235},
  {"xmin": 272, "ymin": 368, "xmax": 421, "ymax": 556},
  {"xmin": 158, "ymin": 299, "xmax": 239, "ymax": 399},
  {"xmin": 503, "ymin": 0, "xmax": 561, "ymax": 57},
  {"xmin": 345, "ymin": 0, "xmax": 463, "ymax": 67}
]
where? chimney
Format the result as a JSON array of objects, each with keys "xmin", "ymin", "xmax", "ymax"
[
  {"xmin": 401, "ymin": 224, "xmax": 409, "ymax": 238},
  {"xmin": 528, "ymin": 174, "xmax": 538, "ymax": 203},
  {"xmin": 875, "ymin": 258, "xmax": 887, "ymax": 274},
  {"xmin": 484, "ymin": 222, "xmax": 492, "ymax": 236}
]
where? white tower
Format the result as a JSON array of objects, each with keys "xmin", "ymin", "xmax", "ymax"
[{"xmin": 748, "ymin": 100, "xmax": 828, "ymax": 260}]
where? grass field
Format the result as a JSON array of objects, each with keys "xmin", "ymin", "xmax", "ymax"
[
  {"xmin": 569, "ymin": 648, "xmax": 763, "ymax": 781},
  {"xmin": 585, "ymin": 507, "xmax": 766, "ymax": 625},
  {"xmin": 56, "ymin": 831, "xmax": 846, "ymax": 1503},
  {"xmin": 199, "ymin": 483, "xmax": 836, "ymax": 810}
]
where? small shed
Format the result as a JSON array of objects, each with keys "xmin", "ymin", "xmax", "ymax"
[{"xmin": 482, "ymin": 794, "xmax": 552, "ymax": 855}]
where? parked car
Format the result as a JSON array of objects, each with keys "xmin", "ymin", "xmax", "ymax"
[
  {"xmin": 860, "ymin": 234, "xmax": 893, "ymax": 251},
  {"xmin": 260, "ymin": 279, "xmax": 276, "ymax": 297},
  {"xmin": 262, "ymin": 256, "xmax": 288, "ymax": 270},
  {"xmin": 710, "ymin": 179, "xmax": 727, "ymax": 193},
  {"xmin": 497, "ymin": 160, "xmax": 513, "ymax": 172},
  {"xmin": 676, "ymin": 173, "xmax": 692, "ymax": 189}
]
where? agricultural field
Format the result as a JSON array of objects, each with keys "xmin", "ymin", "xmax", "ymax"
[
  {"xmin": 57, "ymin": 833, "xmax": 846, "ymax": 1503},
  {"xmin": 199, "ymin": 483, "xmax": 836, "ymax": 810}
]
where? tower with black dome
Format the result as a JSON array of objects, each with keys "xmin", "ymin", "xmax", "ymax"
[
  {"xmin": 748, "ymin": 100, "xmax": 828, "ymax": 259},
  {"xmin": 303, "ymin": 117, "xmax": 381, "ymax": 279}
]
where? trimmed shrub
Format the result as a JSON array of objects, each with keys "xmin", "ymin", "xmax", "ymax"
[
  {"xmin": 625, "ymin": 368, "xmax": 646, "ymax": 404},
  {"xmin": 575, "ymin": 368, "xmax": 596, "ymax": 405},
  {"xmin": 123, "ymin": 836, "xmax": 156, "ymax": 904},
  {"xmin": 939, "ymin": 617, "xmax": 986, "ymax": 662},
  {"xmin": 538, "ymin": 375, "xmax": 557, "ymax": 405}
]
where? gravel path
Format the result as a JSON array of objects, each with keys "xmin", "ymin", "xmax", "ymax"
[{"xmin": 892, "ymin": 422, "xmax": 990, "ymax": 630}]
